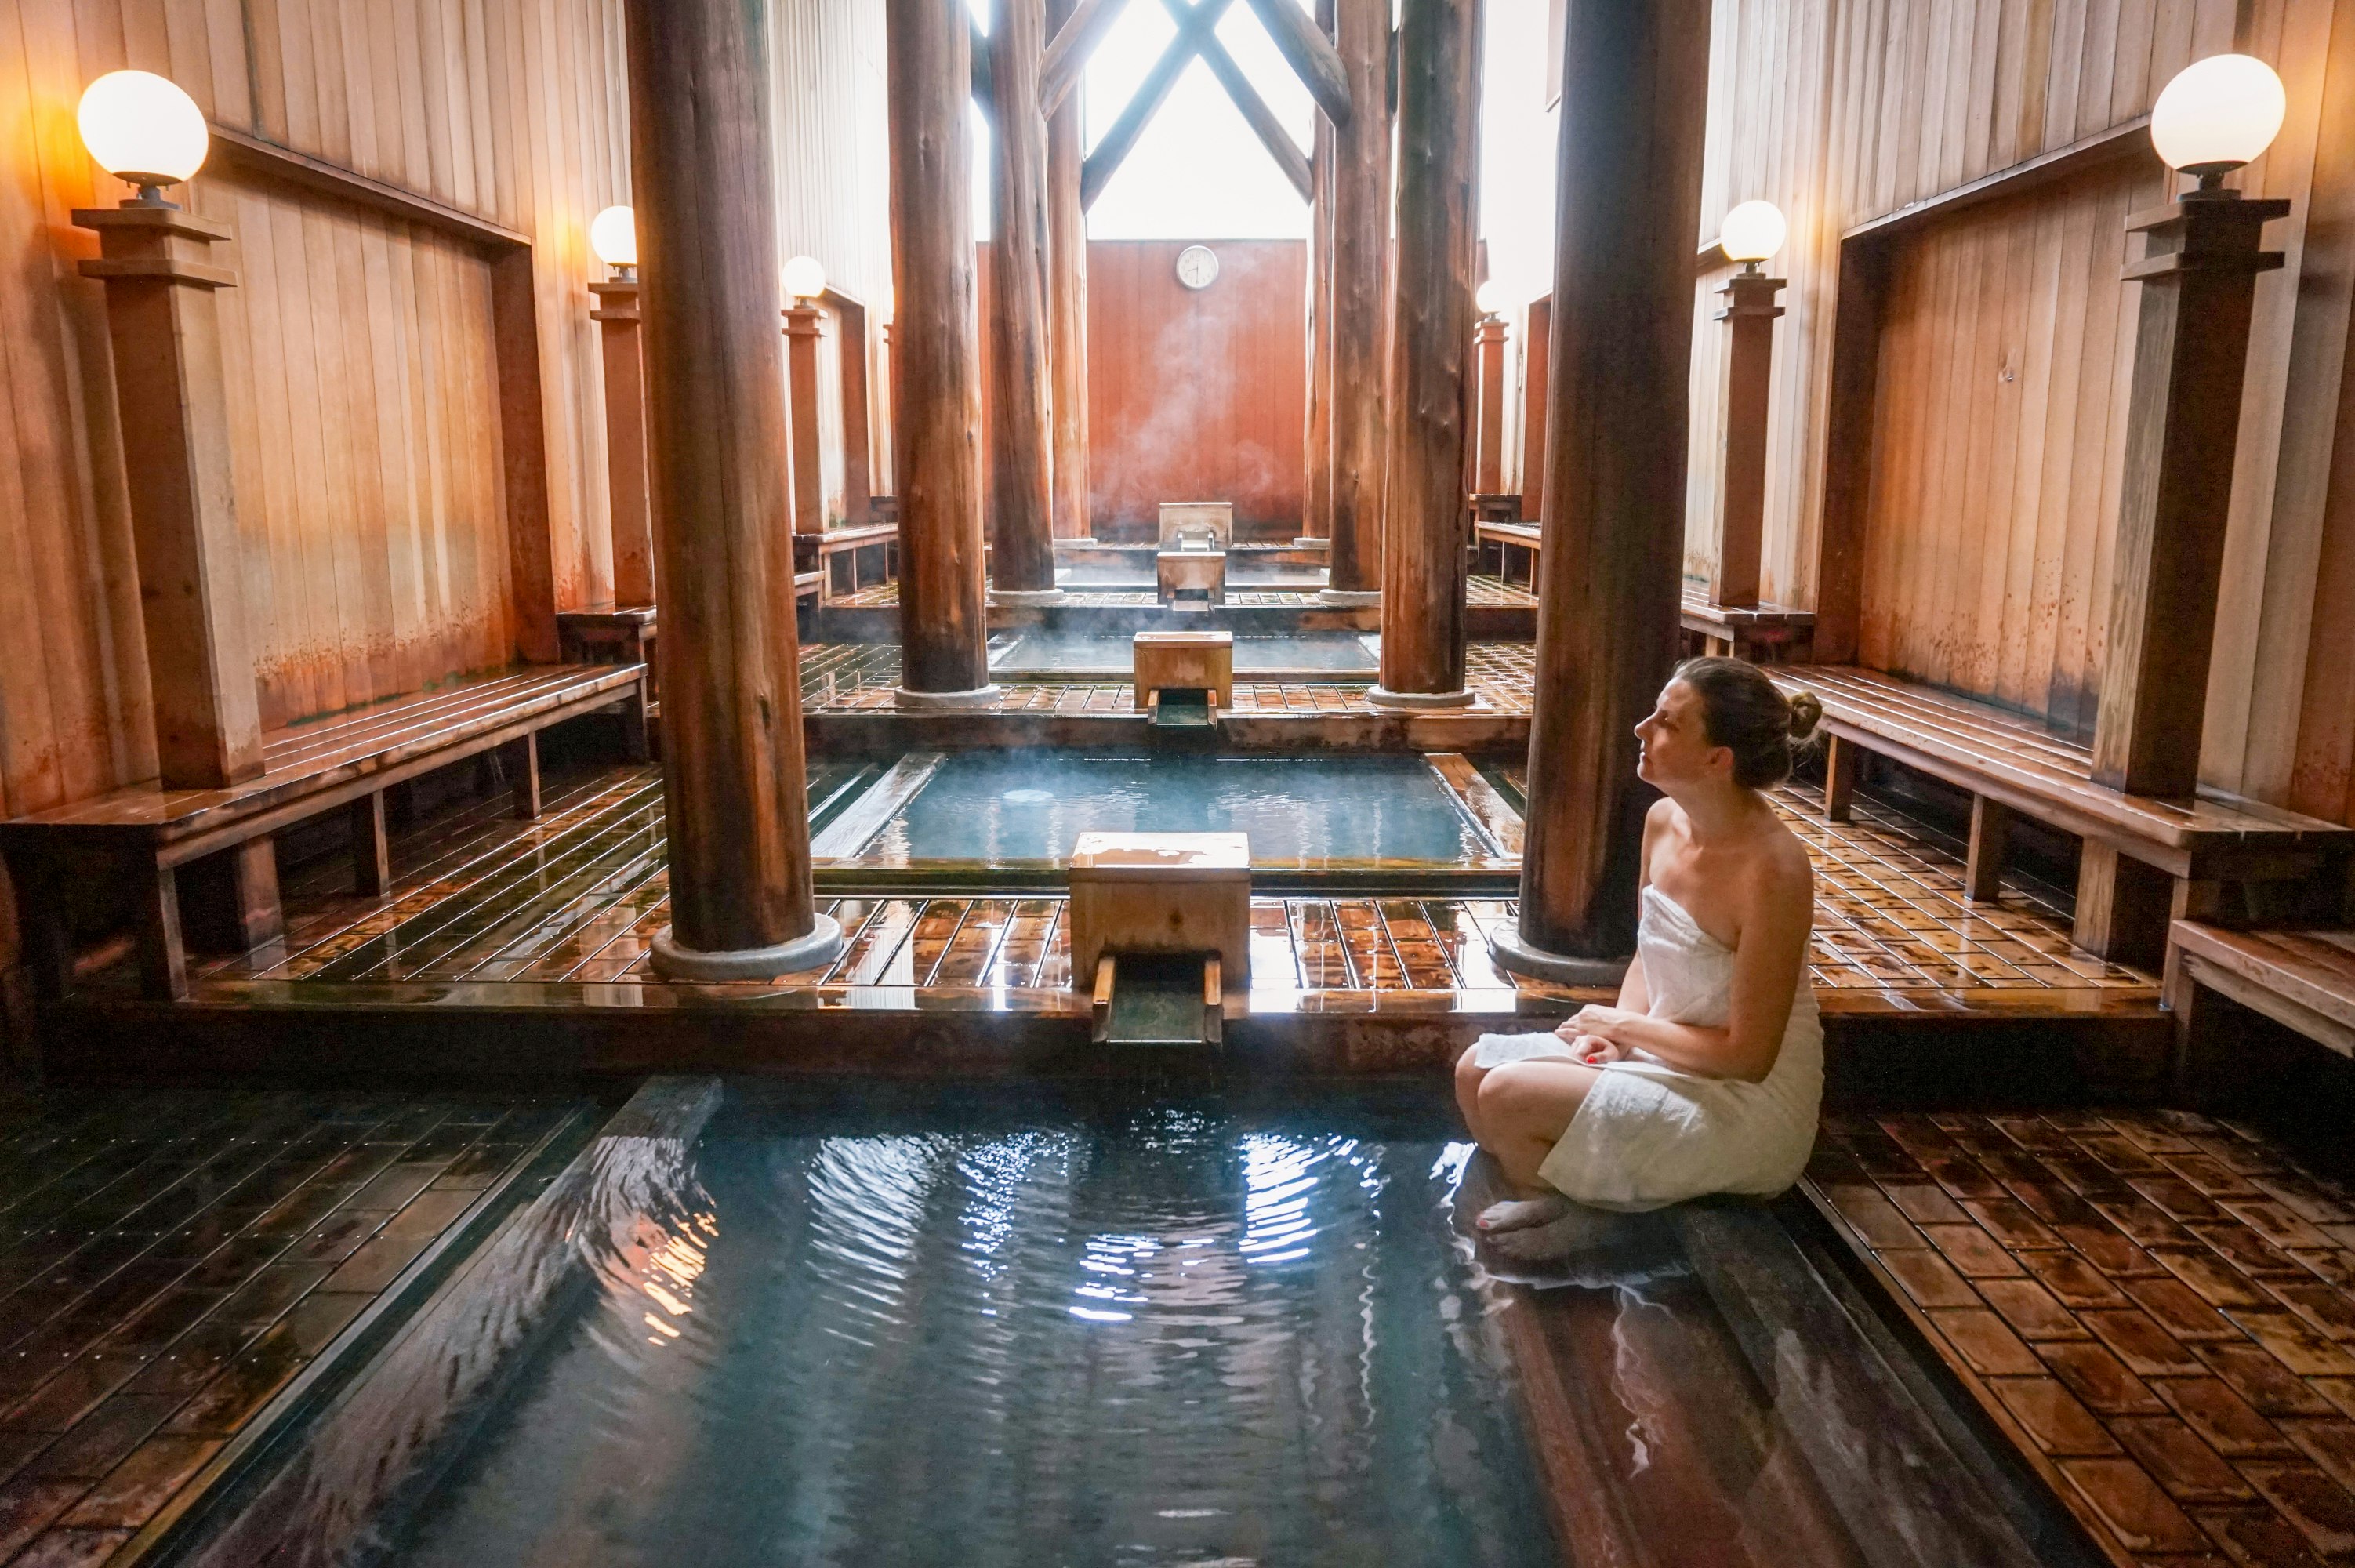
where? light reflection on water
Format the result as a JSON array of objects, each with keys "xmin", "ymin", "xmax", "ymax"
[{"xmin": 391, "ymin": 1105, "xmax": 1551, "ymax": 1568}]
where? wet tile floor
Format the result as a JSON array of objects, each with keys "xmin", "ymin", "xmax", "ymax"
[
  {"xmin": 175, "ymin": 760, "xmax": 2150, "ymax": 1000},
  {"xmin": 796, "ymin": 641, "xmax": 1537, "ymax": 713},
  {"xmin": 0, "ymin": 1090, "xmax": 582, "ymax": 1566},
  {"xmin": 1808, "ymin": 1109, "xmax": 2355, "ymax": 1566}
]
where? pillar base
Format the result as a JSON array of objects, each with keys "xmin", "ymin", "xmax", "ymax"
[
  {"xmin": 1366, "ymin": 684, "xmax": 1475, "ymax": 711},
  {"xmin": 650, "ymin": 913, "xmax": 844, "ymax": 982},
  {"xmin": 1486, "ymin": 926, "xmax": 1631, "ymax": 987},
  {"xmin": 894, "ymin": 684, "xmax": 1003, "ymax": 711},
  {"xmin": 1318, "ymin": 588, "xmax": 1382, "ymax": 606},
  {"xmin": 989, "ymin": 586, "xmax": 1067, "ymax": 605}
]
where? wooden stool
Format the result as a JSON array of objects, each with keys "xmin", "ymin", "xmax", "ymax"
[
  {"xmin": 1068, "ymin": 830, "xmax": 1250, "ymax": 990},
  {"xmin": 1158, "ymin": 501, "xmax": 1232, "ymax": 546},
  {"xmin": 1134, "ymin": 630, "xmax": 1233, "ymax": 709},
  {"xmin": 1156, "ymin": 549, "xmax": 1226, "ymax": 605}
]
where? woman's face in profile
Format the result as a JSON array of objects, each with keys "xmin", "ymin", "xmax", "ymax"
[{"xmin": 1634, "ymin": 680, "xmax": 1722, "ymax": 788}]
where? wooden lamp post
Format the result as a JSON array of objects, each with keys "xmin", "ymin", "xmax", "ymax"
[
  {"xmin": 74, "ymin": 71, "xmax": 284, "ymax": 956},
  {"xmin": 1705, "ymin": 200, "xmax": 1786, "ymax": 611},
  {"xmin": 1472, "ymin": 281, "xmax": 1508, "ymax": 497},
  {"xmin": 2077, "ymin": 53, "xmax": 2292, "ymax": 956},
  {"xmin": 782, "ymin": 254, "xmax": 830, "ymax": 537},
  {"xmin": 588, "ymin": 204, "xmax": 657, "ymax": 607},
  {"xmin": 73, "ymin": 72, "xmax": 263, "ymax": 795}
]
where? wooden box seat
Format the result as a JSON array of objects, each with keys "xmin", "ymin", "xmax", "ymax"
[
  {"xmin": 1769, "ymin": 665, "xmax": 2353, "ymax": 964},
  {"xmin": 2166, "ymin": 921, "xmax": 2355, "ymax": 1067},
  {"xmin": 0, "ymin": 662, "xmax": 648, "ymax": 1001}
]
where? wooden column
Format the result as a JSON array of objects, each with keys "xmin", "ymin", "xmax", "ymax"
[
  {"xmin": 1707, "ymin": 268, "xmax": 1784, "ymax": 609},
  {"xmin": 1301, "ymin": 0, "xmax": 1337, "ymax": 546},
  {"xmin": 623, "ymin": 0, "xmax": 843, "ymax": 979},
  {"xmin": 782, "ymin": 302, "xmax": 829, "ymax": 534},
  {"xmin": 590, "ymin": 273, "xmax": 657, "ymax": 606},
  {"xmin": 987, "ymin": 0, "xmax": 1063, "ymax": 601},
  {"xmin": 74, "ymin": 205, "xmax": 264, "ymax": 790},
  {"xmin": 891, "ymin": 0, "xmax": 998, "ymax": 704},
  {"xmin": 1491, "ymin": 0, "xmax": 1711, "ymax": 981},
  {"xmin": 1371, "ymin": 0, "xmax": 1479, "ymax": 708},
  {"xmin": 1518, "ymin": 295, "xmax": 1550, "ymax": 521},
  {"xmin": 1044, "ymin": 0, "xmax": 1092, "ymax": 542},
  {"xmin": 1320, "ymin": 0, "xmax": 1392, "ymax": 603},
  {"xmin": 1474, "ymin": 314, "xmax": 1508, "ymax": 493}
]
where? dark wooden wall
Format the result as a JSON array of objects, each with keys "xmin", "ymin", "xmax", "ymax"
[{"xmin": 1079, "ymin": 239, "xmax": 1306, "ymax": 538}]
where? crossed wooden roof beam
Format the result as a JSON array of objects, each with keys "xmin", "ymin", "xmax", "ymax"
[{"xmin": 1013, "ymin": 0, "xmax": 1352, "ymax": 209}]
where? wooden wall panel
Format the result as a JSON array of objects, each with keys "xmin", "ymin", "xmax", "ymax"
[
  {"xmin": 1683, "ymin": 0, "xmax": 2355, "ymax": 826},
  {"xmin": 1082, "ymin": 239, "xmax": 1307, "ymax": 537}
]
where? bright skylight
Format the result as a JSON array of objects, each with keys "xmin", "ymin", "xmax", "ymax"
[{"xmin": 966, "ymin": 0, "xmax": 1559, "ymax": 296}]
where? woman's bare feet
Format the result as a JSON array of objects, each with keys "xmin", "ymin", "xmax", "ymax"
[{"xmin": 1475, "ymin": 1192, "xmax": 1571, "ymax": 1236}]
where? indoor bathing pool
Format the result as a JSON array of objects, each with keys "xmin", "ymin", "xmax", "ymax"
[
  {"xmin": 985, "ymin": 631, "xmax": 1380, "ymax": 680},
  {"xmin": 374, "ymin": 1087, "xmax": 1555, "ymax": 1567},
  {"xmin": 836, "ymin": 751, "xmax": 1508, "ymax": 868}
]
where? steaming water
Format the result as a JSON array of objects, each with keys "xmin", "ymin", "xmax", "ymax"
[
  {"xmin": 985, "ymin": 632, "xmax": 1379, "ymax": 677},
  {"xmin": 385, "ymin": 1094, "xmax": 1554, "ymax": 1567},
  {"xmin": 857, "ymin": 752, "xmax": 1498, "ymax": 865}
]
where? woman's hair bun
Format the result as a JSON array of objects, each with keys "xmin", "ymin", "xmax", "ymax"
[{"xmin": 1785, "ymin": 690, "xmax": 1823, "ymax": 746}]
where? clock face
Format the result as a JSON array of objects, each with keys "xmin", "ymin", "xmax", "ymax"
[{"xmin": 1175, "ymin": 245, "xmax": 1219, "ymax": 291}]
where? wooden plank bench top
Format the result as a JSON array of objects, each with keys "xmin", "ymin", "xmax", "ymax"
[
  {"xmin": 1474, "ymin": 519, "xmax": 1540, "ymax": 547},
  {"xmin": 0, "ymin": 662, "xmax": 643, "ymax": 858},
  {"xmin": 1680, "ymin": 595, "xmax": 1815, "ymax": 631},
  {"xmin": 1768, "ymin": 665, "xmax": 2350, "ymax": 873},
  {"xmin": 815, "ymin": 522, "xmax": 898, "ymax": 551},
  {"xmin": 2166, "ymin": 921, "xmax": 2355, "ymax": 1059}
]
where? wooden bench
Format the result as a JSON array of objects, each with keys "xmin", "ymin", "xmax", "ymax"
[
  {"xmin": 796, "ymin": 523, "xmax": 898, "ymax": 604},
  {"xmin": 1769, "ymin": 665, "xmax": 2355, "ymax": 966},
  {"xmin": 2166, "ymin": 922, "xmax": 2355, "ymax": 1090},
  {"xmin": 0, "ymin": 662, "xmax": 648, "ymax": 1000},
  {"xmin": 1680, "ymin": 596, "xmax": 1815, "ymax": 663},
  {"xmin": 1474, "ymin": 519, "xmax": 1542, "ymax": 586}
]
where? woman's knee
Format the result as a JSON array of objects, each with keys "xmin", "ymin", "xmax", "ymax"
[
  {"xmin": 1475, "ymin": 1061, "xmax": 1538, "ymax": 1122},
  {"xmin": 1454, "ymin": 1047, "xmax": 1486, "ymax": 1095}
]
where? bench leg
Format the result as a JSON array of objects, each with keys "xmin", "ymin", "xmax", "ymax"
[
  {"xmin": 1965, "ymin": 797, "xmax": 2010, "ymax": 904},
  {"xmin": 2163, "ymin": 947, "xmax": 2231, "ymax": 1108},
  {"xmin": 350, "ymin": 791, "xmax": 391, "ymax": 897},
  {"xmin": 2073, "ymin": 843, "xmax": 2171, "ymax": 969},
  {"xmin": 619, "ymin": 688, "xmax": 653, "ymax": 764},
  {"xmin": 8, "ymin": 849, "xmax": 74, "ymax": 1001},
  {"xmin": 124, "ymin": 855, "xmax": 188, "ymax": 1001},
  {"xmin": 510, "ymin": 734, "xmax": 542, "ymax": 819},
  {"xmin": 1823, "ymin": 735, "xmax": 1858, "ymax": 823}
]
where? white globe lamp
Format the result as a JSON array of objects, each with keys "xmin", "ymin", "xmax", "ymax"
[
  {"xmin": 1718, "ymin": 200, "xmax": 1787, "ymax": 271},
  {"xmin": 589, "ymin": 205, "xmax": 637, "ymax": 274},
  {"xmin": 782, "ymin": 254, "xmax": 828, "ymax": 303},
  {"xmin": 78, "ymin": 71, "xmax": 209, "ymax": 205},
  {"xmin": 2150, "ymin": 54, "xmax": 2287, "ymax": 189}
]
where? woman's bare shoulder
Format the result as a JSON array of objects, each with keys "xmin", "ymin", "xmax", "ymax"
[{"xmin": 1747, "ymin": 809, "xmax": 1815, "ymax": 899}]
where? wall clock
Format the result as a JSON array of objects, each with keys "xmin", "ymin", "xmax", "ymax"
[{"xmin": 1175, "ymin": 244, "xmax": 1219, "ymax": 290}]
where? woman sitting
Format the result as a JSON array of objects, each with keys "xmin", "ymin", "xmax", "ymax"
[{"xmin": 1458, "ymin": 658, "xmax": 1824, "ymax": 1251}]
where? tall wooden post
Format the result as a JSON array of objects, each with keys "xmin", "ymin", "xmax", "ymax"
[
  {"xmin": 1371, "ymin": 0, "xmax": 1479, "ymax": 708},
  {"xmin": 1320, "ymin": 0, "xmax": 1392, "ymax": 604},
  {"xmin": 2074, "ymin": 184, "xmax": 2288, "ymax": 960},
  {"xmin": 589, "ymin": 273, "xmax": 657, "ymax": 606},
  {"xmin": 891, "ymin": 0, "xmax": 999, "ymax": 705},
  {"xmin": 782, "ymin": 301, "xmax": 829, "ymax": 534},
  {"xmin": 1301, "ymin": 0, "xmax": 1337, "ymax": 546},
  {"xmin": 1492, "ymin": 0, "xmax": 1711, "ymax": 982},
  {"xmin": 988, "ymin": 0, "xmax": 1063, "ymax": 601},
  {"xmin": 1474, "ymin": 314, "xmax": 1508, "ymax": 493},
  {"xmin": 74, "ymin": 205, "xmax": 264, "ymax": 790},
  {"xmin": 1045, "ymin": 0, "xmax": 1093, "ymax": 542},
  {"xmin": 623, "ymin": 0, "xmax": 842, "ymax": 979},
  {"xmin": 822, "ymin": 290, "xmax": 875, "ymax": 528},
  {"xmin": 1707, "ymin": 269, "xmax": 1784, "ymax": 609}
]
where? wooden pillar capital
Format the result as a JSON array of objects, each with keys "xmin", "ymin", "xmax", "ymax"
[
  {"xmin": 2090, "ymin": 187, "xmax": 2290, "ymax": 799},
  {"xmin": 1475, "ymin": 315, "xmax": 1508, "ymax": 345},
  {"xmin": 587, "ymin": 274, "xmax": 641, "ymax": 321},
  {"xmin": 1712, "ymin": 269, "xmax": 1787, "ymax": 321},
  {"xmin": 74, "ymin": 201, "xmax": 264, "ymax": 790}
]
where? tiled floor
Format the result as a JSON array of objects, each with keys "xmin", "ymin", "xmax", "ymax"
[
  {"xmin": 796, "ymin": 641, "xmax": 1537, "ymax": 713},
  {"xmin": 823, "ymin": 575, "xmax": 1542, "ymax": 608},
  {"xmin": 0, "ymin": 1090, "xmax": 579, "ymax": 1566},
  {"xmin": 179, "ymin": 760, "xmax": 2150, "ymax": 1001},
  {"xmin": 1809, "ymin": 1109, "xmax": 2355, "ymax": 1566}
]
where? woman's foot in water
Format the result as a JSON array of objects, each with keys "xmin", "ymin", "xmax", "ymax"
[{"xmin": 1476, "ymin": 1192, "xmax": 1571, "ymax": 1240}]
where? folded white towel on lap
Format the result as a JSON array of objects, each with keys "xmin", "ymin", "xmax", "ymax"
[{"xmin": 1471, "ymin": 885, "xmax": 1822, "ymax": 1213}]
